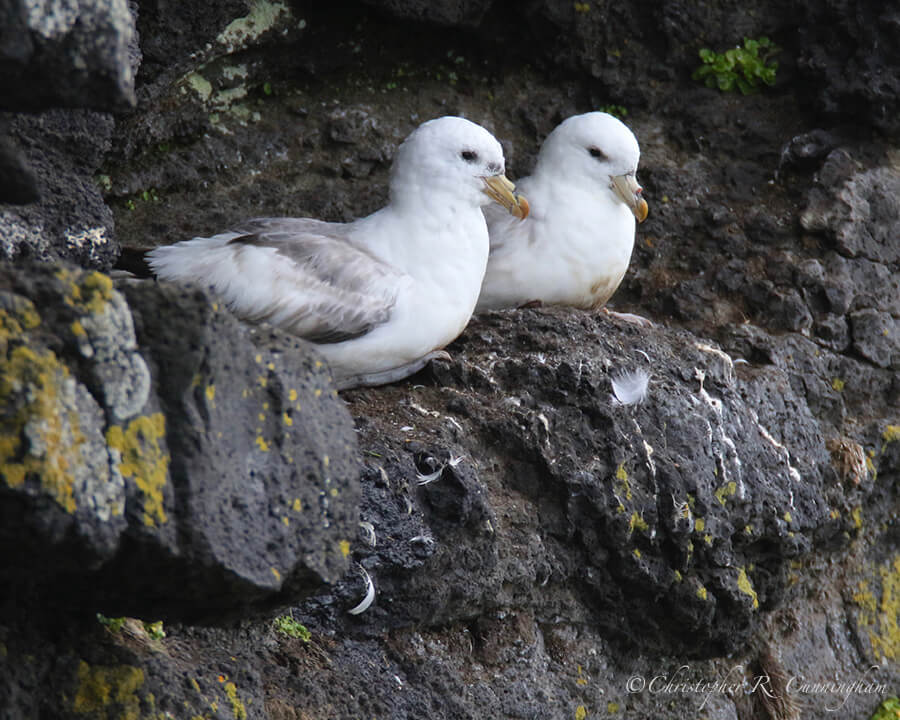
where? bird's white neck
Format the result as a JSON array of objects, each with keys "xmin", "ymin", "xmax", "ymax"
[{"xmin": 353, "ymin": 201, "xmax": 490, "ymax": 281}]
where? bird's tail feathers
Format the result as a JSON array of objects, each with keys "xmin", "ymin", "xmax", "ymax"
[{"xmin": 146, "ymin": 234, "xmax": 242, "ymax": 284}]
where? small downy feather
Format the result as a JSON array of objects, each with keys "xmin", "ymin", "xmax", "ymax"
[
  {"xmin": 347, "ymin": 565, "xmax": 375, "ymax": 615},
  {"xmin": 611, "ymin": 368, "xmax": 650, "ymax": 406}
]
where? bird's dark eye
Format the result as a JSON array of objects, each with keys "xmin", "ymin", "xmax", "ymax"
[
  {"xmin": 588, "ymin": 147, "xmax": 608, "ymax": 160},
  {"xmin": 461, "ymin": 150, "xmax": 478, "ymax": 163}
]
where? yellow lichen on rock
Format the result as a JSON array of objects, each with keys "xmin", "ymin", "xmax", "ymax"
[
  {"xmin": 59, "ymin": 267, "xmax": 114, "ymax": 316},
  {"xmin": 80, "ymin": 271, "xmax": 114, "ymax": 314},
  {"xmin": 1, "ymin": 290, "xmax": 125, "ymax": 520},
  {"xmin": 736, "ymin": 567, "xmax": 759, "ymax": 609},
  {"xmin": 0, "ymin": 295, "xmax": 41, "ymax": 347},
  {"xmin": 106, "ymin": 414, "xmax": 170, "ymax": 526},
  {"xmin": 0, "ymin": 345, "xmax": 84, "ymax": 513},
  {"xmin": 628, "ymin": 512, "xmax": 648, "ymax": 533},
  {"xmin": 882, "ymin": 425, "xmax": 900, "ymax": 455},
  {"xmin": 853, "ymin": 556, "xmax": 900, "ymax": 663},
  {"xmin": 72, "ymin": 660, "xmax": 145, "ymax": 719},
  {"xmin": 223, "ymin": 681, "xmax": 247, "ymax": 720},
  {"xmin": 714, "ymin": 480, "xmax": 737, "ymax": 506}
]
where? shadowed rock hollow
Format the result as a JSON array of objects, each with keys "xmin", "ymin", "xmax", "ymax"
[{"xmin": 0, "ymin": 1, "xmax": 897, "ymax": 719}]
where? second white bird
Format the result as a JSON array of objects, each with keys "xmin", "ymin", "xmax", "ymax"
[{"xmin": 477, "ymin": 112, "xmax": 648, "ymax": 312}]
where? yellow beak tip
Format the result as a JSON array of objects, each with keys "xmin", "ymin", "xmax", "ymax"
[
  {"xmin": 635, "ymin": 198, "xmax": 649, "ymax": 223},
  {"xmin": 483, "ymin": 175, "xmax": 529, "ymax": 219},
  {"xmin": 513, "ymin": 195, "xmax": 530, "ymax": 220}
]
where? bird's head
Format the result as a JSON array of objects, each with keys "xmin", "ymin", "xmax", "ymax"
[
  {"xmin": 536, "ymin": 112, "xmax": 648, "ymax": 223},
  {"xmin": 391, "ymin": 116, "xmax": 528, "ymax": 219}
]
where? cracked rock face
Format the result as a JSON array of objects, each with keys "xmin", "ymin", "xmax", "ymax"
[
  {"xmin": 0, "ymin": 264, "xmax": 360, "ymax": 623},
  {"xmin": 326, "ymin": 311, "xmax": 837, "ymax": 657},
  {"xmin": 801, "ymin": 152, "xmax": 900, "ymax": 266}
]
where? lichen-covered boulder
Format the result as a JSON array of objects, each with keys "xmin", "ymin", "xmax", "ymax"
[
  {"xmin": 118, "ymin": 278, "xmax": 361, "ymax": 619},
  {"xmin": 0, "ymin": 267, "xmax": 136, "ymax": 574},
  {"xmin": 0, "ymin": 262, "xmax": 359, "ymax": 621}
]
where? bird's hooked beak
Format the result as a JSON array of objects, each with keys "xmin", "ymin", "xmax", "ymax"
[
  {"xmin": 483, "ymin": 175, "xmax": 530, "ymax": 220},
  {"xmin": 610, "ymin": 173, "xmax": 649, "ymax": 223}
]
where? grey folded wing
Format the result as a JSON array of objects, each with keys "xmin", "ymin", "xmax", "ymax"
[{"xmin": 223, "ymin": 217, "xmax": 404, "ymax": 344}]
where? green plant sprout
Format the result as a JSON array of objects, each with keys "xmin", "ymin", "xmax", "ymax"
[
  {"xmin": 273, "ymin": 614, "xmax": 311, "ymax": 641},
  {"xmin": 96, "ymin": 614, "xmax": 165, "ymax": 639},
  {"xmin": 143, "ymin": 620, "xmax": 166, "ymax": 640},
  {"xmin": 96, "ymin": 613, "xmax": 126, "ymax": 632},
  {"xmin": 598, "ymin": 104, "xmax": 628, "ymax": 118},
  {"xmin": 868, "ymin": 697, "xmax": 900, "ymax": 720},
  {"xmin": 693, "ymin": 37, "xmax": 780, "ymax": 94}
]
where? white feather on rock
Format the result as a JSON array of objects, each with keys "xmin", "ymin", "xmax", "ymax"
[{"xmin": 611, "ymin": 368, "xmax": 650, "ymax": 406}]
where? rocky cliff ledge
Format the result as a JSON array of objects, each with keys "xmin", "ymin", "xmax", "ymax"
[{"xmin": 0, "ymin": 1, "xmax": 897, "ymax": 718}]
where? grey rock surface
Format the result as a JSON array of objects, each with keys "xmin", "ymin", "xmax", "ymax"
[
  {"xmin": 0, "ymin": 0, "xmax": 137, "ymax": 111},
  {"xmin": 0, "ymin": 263, "xmax": 359, "ymax": 625},
  {"xmin": 330, "ymin": 312, "xmax": 837, "ymax": 655},
  {"xmin": 0, "ymin": 129, "xmax": 39, "ymax": 204},
  {"xmin": 0, "ymin": 110, "xmax": 119, "ymax": 268},
  {"xmin": 118, "ymin": 278, "xmax": 360, "ymax": 620}
]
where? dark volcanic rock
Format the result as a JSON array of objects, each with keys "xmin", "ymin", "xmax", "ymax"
[
  {"xmin": 850, "ymin": 308, "xmax": 898, "ymax": 370},
  {"xmin": 134, "ymin": 0, "xmax": 253, "ymax": 83},
  {"xmin": 361, "ymin": 0, "xmax": 493, "ymax": 26},
  {"xmin": 332, "ymin": 310, "xmax": 837, "ymax": 657},
  {"xmin": 118, "ymin": 278, "xmax": 360, "ymax": 619},
  {"xmin": 0, "ymin": 0, "xmax": 135, "ymax": 266},
  {"xmin": 0, "ymin": 129, "xmax": 39, "ymax": 204},
  {"xmin": 795, "ymin": 1, "xmax": 900, "ymax": 134},
  {"xmin": 802, "ymin": 149, "xmax": 900, "ymax": 266},
  {"xmin": 0, "ymin": 110, "xmax": 119, "ymax": 269},
  {"xmin": 0, "ymin": 0, "xmax": 137, "ymax": 112},
  {"xmin": 0, "ymin": 263, "xmax": 359, "ymax": 623}
]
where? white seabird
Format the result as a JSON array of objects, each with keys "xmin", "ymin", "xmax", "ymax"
[
  {"xmin": 476, "ymin": 112, "xmax": 648, "ymax": 315},
  {"xmin": 147, "ymin": 116, "xmax": 528, "ymax": 389}
]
